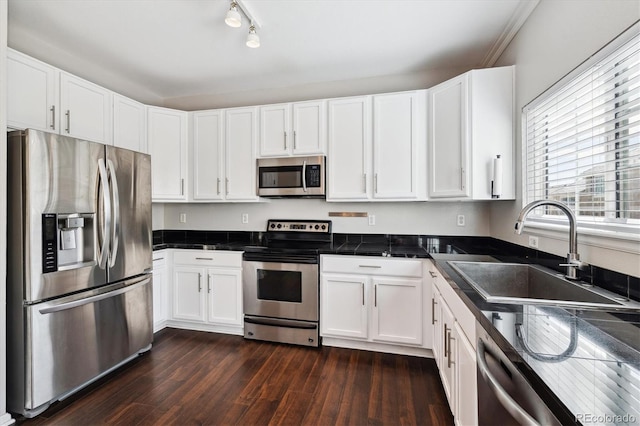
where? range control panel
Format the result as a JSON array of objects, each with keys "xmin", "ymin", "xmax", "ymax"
[{"xmin": 266, "ymin": 220, "xmax": 332, "ymax": 234}]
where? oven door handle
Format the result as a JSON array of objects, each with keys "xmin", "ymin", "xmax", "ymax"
[
  {"xmin": 476, "ymin": 338, "xmax": 540, "ymax": 426},
  {"xmin": 244, "ymin": 316, "xmax": 317, "ymax": 330}
]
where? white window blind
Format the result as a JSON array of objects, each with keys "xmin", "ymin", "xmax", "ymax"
[{"xmin": 523, "ymin": 26, "xmax": 640, "ymax": 235}]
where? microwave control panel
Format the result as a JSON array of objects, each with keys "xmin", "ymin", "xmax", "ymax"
[{"xmin": 305, "ymin": 164, "xmax": 322, "ymax": 188}]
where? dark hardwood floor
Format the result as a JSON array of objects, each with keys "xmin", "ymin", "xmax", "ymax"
[{"xmin": 19, "ymin": 328, "xmax": 454, "ymax": 425}]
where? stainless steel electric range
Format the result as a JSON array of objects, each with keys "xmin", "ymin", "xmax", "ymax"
[{"xmin": 242, "ymin": 219, "xmax": 332, "ymax": 347}]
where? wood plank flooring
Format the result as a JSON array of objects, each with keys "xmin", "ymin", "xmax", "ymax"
[{"xmin": 18, "ymin": 328, "xmax": 454, "ymax": 425}]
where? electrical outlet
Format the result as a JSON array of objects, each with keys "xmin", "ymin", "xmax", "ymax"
[
  {"xmin": 529, "ymin": 236, "xmax": 539, "ymax": 248},
  {"xmin": 242, "ymin": 213, "xmax": 249, "ymax": 224},
  {"xmin": 179, "ymin": 213, "xmax": 187, "ymax": 223},
  {"xmin": 368, "ymin": 214, "xmax": 375, "ymax": 226},
  {"xmin": 457, "ymin": 214, "xmax": 465, "ymax": 227}
]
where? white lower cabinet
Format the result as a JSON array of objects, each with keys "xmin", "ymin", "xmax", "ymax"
[
  {"xmin": 169, "ymin": 250, "xmax": 243, "ymax": 335},
  {"xmin": 428, "ymin": 260, "xmax": 477, "ymax": 425},
  {"xmin": 320, "ymin": 255, "xmax": 429, "ymax": 354},
  {"xmin": 152, "ymin": 250, "xmax": 168, "ymax": 332}
]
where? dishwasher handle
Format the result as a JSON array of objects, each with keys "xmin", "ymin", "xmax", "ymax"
[{"xmin": 476, "ymin": 338, "xmax": 540, "ymax": 426}]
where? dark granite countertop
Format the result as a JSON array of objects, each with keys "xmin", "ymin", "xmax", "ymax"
[{"xmin": 431, "ymin": 253, "xmax": 640, "ymax": 425}]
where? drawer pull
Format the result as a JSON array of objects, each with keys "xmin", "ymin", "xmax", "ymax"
[
  {"xmin": 153, "ymin": 258, "xmax": 163, "ymax": 261},
  {"xmin": 429, "ymin": 271, "xmax": 438, "ymax": 278},
  {"xmin": 431, "ymin": 298, "xmax": 437, "ymax": 324},
  {"xmin": 358, "ymin": 265, "xmax": 382, "ymax": 268},
  {"xmin": 196, "ymin": 257, "xmax": 214, "ymax": 260}
]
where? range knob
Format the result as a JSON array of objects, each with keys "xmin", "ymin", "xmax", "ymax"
[
  {"xmin": 277, "ymin": 223, "xmax": 282, "ymax": 229},
  {"xmin": 321, "ymin": 225, "xmax": 326, "ymax": 230},
  {"xmin": 270, "ymin": 223, "xmax": 276, "ymax": 229},
  {"xmin": 315, "ymin": 224, "xmax": 320, "ymax": 230}
]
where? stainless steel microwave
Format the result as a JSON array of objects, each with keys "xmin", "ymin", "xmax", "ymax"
[{"xmin": 257, "ymin": 156, "xmax": 325, "ymax": 197}]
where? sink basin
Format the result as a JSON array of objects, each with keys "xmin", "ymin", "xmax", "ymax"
[{"xmin": 447, "ymin": 261, "xmax": 640, "ymax": 310}]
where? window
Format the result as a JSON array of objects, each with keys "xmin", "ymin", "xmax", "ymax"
[{"xmin": 523, "ymin": 25, "xmax": 639, "ymax": 236}]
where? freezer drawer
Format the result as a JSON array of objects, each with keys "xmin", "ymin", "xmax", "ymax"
[{"xmin": 11, "ymin": 275, "xmax": 153, "ymax": 416}]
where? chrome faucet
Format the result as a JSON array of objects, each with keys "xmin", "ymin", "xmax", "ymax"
[{"xmin": 515, "ymin": 200, "xmax": 586, "ymax": 280}]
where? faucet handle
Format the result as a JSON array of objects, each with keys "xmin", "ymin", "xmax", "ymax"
[{"xmin": 559, "ymin": 259, "xmax": 588, "ymax": 270}]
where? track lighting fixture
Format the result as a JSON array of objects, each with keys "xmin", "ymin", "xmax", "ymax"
[
  {"xmin": 246, "ymin": 24, "xmax": 260, "ymax": 48},
  {"xmin": 223, "ymin": 0, "xmax": 262, "ymax": 48},
  {"xmin": 225, "ymin": 1, "xmax": 241, "ymax": 28}
]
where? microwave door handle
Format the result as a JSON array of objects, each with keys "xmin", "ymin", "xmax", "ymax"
[
  {"xmin": 106, "ymin": 159, "xmax": 120, "ymax": 267},
  {"xmin": 302, "ymin": 161, "xmax": 307, "ymax": 192}
]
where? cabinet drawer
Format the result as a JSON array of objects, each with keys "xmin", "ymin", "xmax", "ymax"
[
  {"xmin": 152, "ymin": 250, "xmax": 167, "ymax": 266},
  {"xmin": 321, "ymin": 255, "xmax": 422, "ymax": 278},
  {"xmin": 173, "ymin": 250, "xmax": 242, "ymax": 267}
]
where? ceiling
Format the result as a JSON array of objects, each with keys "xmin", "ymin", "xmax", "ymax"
[{"xmin": 7, "ymin": 0, "xmax": 538, "ymax": 109}]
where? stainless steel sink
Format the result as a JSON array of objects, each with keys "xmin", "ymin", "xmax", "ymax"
[{"xmin": 448, "ymin": 261, "xmax": 640, "ymax": 310}]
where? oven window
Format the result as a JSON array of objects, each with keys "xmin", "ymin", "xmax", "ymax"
[
  {"xmin": 259, "ymin": 166, "xmax": 302, "ymax": 188},
  {"xmin": 256, "ymin": 269, "xmax": 302, "ymax": 302}
]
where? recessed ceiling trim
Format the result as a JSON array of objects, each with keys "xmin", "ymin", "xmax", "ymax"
[{"xmin": 481, "ymin": 0, "xmax": 540, "ymax": 67}]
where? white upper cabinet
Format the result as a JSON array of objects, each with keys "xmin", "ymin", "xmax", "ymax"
[
  {"xmin": 113, "ymin": 93, "xmax": 147, "ymax": 153},
  {"xmin": 192, "ymin": 110, "xmax": 225, "ymax": 201},
  {"xmin": 7, "ymin": 49, "xmax": 59, "ymax": 132},
  {"xmin": 327, "ymin": 91, "xmax": 427, "ymax": 202},
  {"xmin": 373, "ymin": 91, "xmax": 425, "ymax": 200},
  {"xmin": 258, "ymin": 100, "xmax": 326, "ymax": 157},
  {"xmin": 428, "ymin": 65, "xmax": 515, "ymax": 200},
  {"xmin": 59, "ymin": 72, "xmax": 112, "ymax": 145},
  {"xmin": 8, "ymin": 49, "xmax": 113, "ymax": 145},
  {"xmin": 225, "ymin": 107, "xmax": 259, "ymax": 201},
  {"xmin": 327, "ymin": 96, "xmax": 371, "ymax": 200},
  {"xmin": 148, "ymin": 106, "xmax": 188, "ymax": 202}
]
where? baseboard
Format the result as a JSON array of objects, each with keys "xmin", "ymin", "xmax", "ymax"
[
  {"xmin": 322, "ymin": 337, "xmax": 435, "ymax": 358},
  {"xmin": 165, "ymin": 320, "xmax": 244, "ymax": 336}
]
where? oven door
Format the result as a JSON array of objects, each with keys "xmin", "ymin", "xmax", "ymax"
[{"xmin": 242, "ymin": 260, "xmax": 318, "ymax": 322}]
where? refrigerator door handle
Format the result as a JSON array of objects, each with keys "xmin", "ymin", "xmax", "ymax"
[
  {"xmin": 97, "ymin": 158, "xmax": 112, "ymax": 269},
  {"xmin": 106, "ymin": 159, "xmax": 120, "ymax": 268},
  {"xmin": 38, "ymin": 277, "xmax": 151, "ymax": 314}
]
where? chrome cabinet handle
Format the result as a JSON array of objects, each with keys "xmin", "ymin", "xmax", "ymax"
[
  {"xmin": 50, "ymin": 105, "xmax": 56, "ymax": 130},
  {"xmin": 358, "ymin": 265, "xmax": 382, "ymax": 268},
  {"xmin": 198, "ymin": 273, "xmax": 202, "ymax": 292},
  {"xmin": 477, "ymin": 339, "xmax": 540, "ymax": 426},
  {"xmin": 429, "ymin": 271, "xmax": 438, "ymax": 278},
  {"xmin": 195, "ymin": 257, "xmax": 214, "ymax": 261},
  {"xmin": 443, "ymin": 323, "xmax": 449, "ymax": 354},
  {"xmin": 374, "ymin": 284, "xmax": 377, "ymax": 307},
  {"xmin": 461, "ymin": 167, "xmax": 466, "ymax": 191},
  {"xmin": 361, "ymin": 283, "xmax": 365, "ymax": 306},
  {"xmin": 431, "ymin": 298, "xmax": 437, "ymax": 324},
  {"xmin": 65, "ymin": 110, "xmax": 71, "ymax": 133},
  {"xmin": 363, "ymin": 174, "xmax": 367, "ymax": 192},
  {"xmin": 447, "ymin": 331, "xmax": 455, "ymax": 368},
  {"xmin": 207, "ymin": 274, "xmax": 211, "ymax": 293},
  {"xmin": 217, "ymin": 178, "xmax": 221, "ymax": 195},
  {"xmin": 284, "ymin": 131, "xmax": 287, "ymax": 150},
  {"xmin": 226, "ymin": 178, "xmax": 229, "ymax": 196},
  {"xmin": 293, "ymin": 130, "xmax": 297, "ymax": 149}
]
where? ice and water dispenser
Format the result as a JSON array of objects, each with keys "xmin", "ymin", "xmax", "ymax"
[{"xmin": 42, "ymin": 213, "xmax": 96, "ymax": 273}]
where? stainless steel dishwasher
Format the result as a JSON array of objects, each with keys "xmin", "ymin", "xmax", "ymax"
[{"xmin": 476, "ymin": 323, "xmax": 562, "ymax": 426}]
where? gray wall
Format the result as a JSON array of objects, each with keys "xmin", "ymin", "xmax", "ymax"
[{"xmin": 491, "ymin": 0, "xmax": 640, "ymax": 277}]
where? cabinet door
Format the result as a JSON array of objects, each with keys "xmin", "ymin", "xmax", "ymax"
[
  {"xmin": 320, "ymin": 274, "xmax": 368, "ymax": 339},
  {"xmin": 172, "ymin": 266, "xmax": 206, "ymax": 322},
  {"xmin": 148, "ymin": 106, "xmax": 188, "ymax": 201},
  {"xmin": 193, "ymin": 110, "xmax": 225, "ymax": 200},
  {"xmin": 454, "ymin": 322, "xmax": 477, "ymax": 426},
  {"xmin": 206, "ymin": 268, "xmax": 242, "ymax": 325},
  {"xmin": 327, "ymin": 97, "xmax": 371, "ymax": 200},
  {"xmin": 7, "ymin": 49, "xmax": 59, "ymax": 132},
  {"xmin": 371, "ymin": 277, "xmax": 422, "ymax": 345},
  {"xmin": 113, "ymin": 93, "xmax": 146, "ymax": 152},
  {"xmin": 428, "ymin": 75, "xmax": 470, "ymax": 198},
  {"xmin": 152, "ymin": 260, "xmax": 167, "ymax": 332},
  {"xmin": 373, "ymin": 92, "xmax": 418, "ymax": 199},
  {"xmin": 292, "ymin": 100, "xmax": 326, "ymax": 155},
  {"xmin": 225, "ymin": 107, "xmax": 258, "ymax": 201},
  {"xmin": 59, "ymin": 72, "xmax": 112, "ymax": 144},
  {"xmin": 259, "ymin": 104, "xmax": 290, "ymax": 157}
]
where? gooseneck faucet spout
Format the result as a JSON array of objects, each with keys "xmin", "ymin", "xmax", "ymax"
[{"xmin": 515, "ymin": 200, "xmax": 585, "ymax": 280}]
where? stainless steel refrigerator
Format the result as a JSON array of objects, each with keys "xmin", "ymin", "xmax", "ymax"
[{"xmin": 6, "ymin": 129, "xmax": 153, "ymax": 418}]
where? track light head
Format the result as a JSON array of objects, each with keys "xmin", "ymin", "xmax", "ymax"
[
  {"xmin": 246, "ymin": 25, "xmax": 260, "ymax": 48},
  {"xmin": 225, "ymin": 1, "xmax": 242, "ymax": 28}
]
